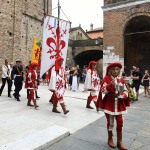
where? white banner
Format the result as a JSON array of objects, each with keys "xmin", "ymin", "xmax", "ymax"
[
  {"xmin": 91, "ymin": 75, "xmax": 100, "ymax": 91},
  {"xmin": 40, "ymin": 16, "xmax": 70, "ymax": 77},
  {"xmin": 55, "ymin": 75, "xmax": 65, "ymax": 96}
]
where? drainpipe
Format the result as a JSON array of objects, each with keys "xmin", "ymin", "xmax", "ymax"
[{"xmin": 12, "ymin": 0, "xmax": 16, "ymax": 61}]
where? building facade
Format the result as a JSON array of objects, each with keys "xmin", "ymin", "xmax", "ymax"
[
  {"xmin": 103, "ymin": 0, "xmax": 150, "ymax": 74},
  {"xmin": 0, "ymin": 0, "xmax": 52, "ymax": 66},
  {"xmin": 86, "ymin": 23, "xmax": 103, "ymax": 39},
  {"xmin": 67, "ymin": 26, "xmax": 103, "ymax": 77}
]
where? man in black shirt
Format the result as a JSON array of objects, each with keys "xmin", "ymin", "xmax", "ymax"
[
  {"xmin": 130, "ymin": 66, "xmax": 141, "ymax": 101},
  {"xmin": 12, "ymin": 59, "xmax": 23, "ymax": 101}
]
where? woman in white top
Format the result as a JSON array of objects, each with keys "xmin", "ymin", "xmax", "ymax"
[
  {"xmin": 72, "ymin": 67, "xmax": 78, "ymax": 92},
  {"xmin": 65, "ymin": 67, "xmax": 70, "ymax": 89}
]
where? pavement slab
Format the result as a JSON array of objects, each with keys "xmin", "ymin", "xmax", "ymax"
[
  {"xmin": 0, "ymin": 83, "xmax": 104, "ymax": 149},
  {"xmin": 46, "ymin": 88, "xmax": 150, "ymax": 150},
  {"xmin": 0, "ymin": 125, "xmax": 69, "ymax": 150}
]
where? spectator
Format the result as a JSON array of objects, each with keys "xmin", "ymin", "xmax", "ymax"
[
  {"xmin": 76, "ymin": 65, "xmax": 81, "ymax": 88},
  {"xmin": 0, "ymin": 59, "xmax": 11, "ymax": 98},
  {"xmin": 142, "ymin": 70, "xmax": 150, "ymax": 97},
  {"xmin": 130, "ymin": 66, "xmax": 142, "ymax": 101},
  {"xmin": 65, "ymin": 66, "xmax": 70, "ymax": 89},
  {"xmin": 72, "ymin": 67, "xmax": 78, "ymax": 92},
  {"xmin": 68, "ymin": 67, "xmax": 74, "ymax": 90},
  {"xmin": 82, "ymin": 65, "xmax": 87, "ymax": 83}
]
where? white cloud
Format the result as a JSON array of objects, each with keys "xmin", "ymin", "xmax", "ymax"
[{"xmin": 52, "ymin": 0, "xmax": 104, "ymax": 31}]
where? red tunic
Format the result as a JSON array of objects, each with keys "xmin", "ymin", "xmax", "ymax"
[
  {"xmin": 25, "ymin": 69, "xmax": 38, "ymax": 89},
  {"xmin": 97, "ymin": 75, "xmax": 130, "ymax": 115}
]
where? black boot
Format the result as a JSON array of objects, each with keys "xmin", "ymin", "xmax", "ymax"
[
  {"xmin": 16, "ymin": 96, "xmax": 20, "ymax": 101},
  {"xmin": 13, "ymin": 93, "xmax": 17, "ymax": 99},
  {"xmin": 35, "ymin": 91, "xmax": 40, "ymax": 99},
  {"xmin": 0, "ymin": 87, "xmax": 3, "ymax": 96},
  {"xmin": 86, "ymin": 96, "xmax": 94, "ymax": 109},
  {"xmin": 49, "ymin": 95, "xmax": 53, "ymax": 104},
  {"xmin": 8, "ymin": 93, "xmax": 12, "ymax": 98}
]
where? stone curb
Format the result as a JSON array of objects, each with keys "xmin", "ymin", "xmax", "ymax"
[{"xmin": 0, "ymin": 125, "xmax": 70, "ymax": 150}]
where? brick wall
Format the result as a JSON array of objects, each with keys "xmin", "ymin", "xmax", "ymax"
[
  {"xmin": 103, "ymin": 1, "xmax": 150, "ymax": 57},
  {"xmin": 0, "ymin": 0, "xmax": 52, "ymax": 67},
  {"xmin": 104, "ymin": 0, "xmax": 130, "ymax": 5}
]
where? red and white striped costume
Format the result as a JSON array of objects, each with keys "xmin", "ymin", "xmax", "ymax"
[
  {"xmin": 25, "ymin": 62, "xmax": 39, "ymax": 108},
  {"xmin": 84, "ymin": 68, "xmax": 100, "ymax": 102},
  {"xmin": 84, "ymin": 61, "xmax": 100, "ymax": 102},
  {"xmin": 48, "ymin": 65, "xmax": 66, "ymax": 103},
  {"xmin": 100, "ymin": 75, "xmax": 129, "ymax": 116},
  {"xmin": 97, "ymin": 62, "xmax": 130, "ymax": 132},
  {"xmin": 48, "ymin": 57, "xmax": 69, "ymax": 114}
]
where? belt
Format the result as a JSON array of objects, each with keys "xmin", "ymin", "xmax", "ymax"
[{"xmin": 107, "ymin": 93, "xmax": 118, "ymax": 98}]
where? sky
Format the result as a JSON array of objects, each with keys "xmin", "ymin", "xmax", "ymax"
[{"xmin": 52, "ymin": 0, "xmax": 104, "ymax": 31}]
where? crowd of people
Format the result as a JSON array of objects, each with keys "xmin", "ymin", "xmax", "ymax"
[
  {"xmin": 0, "ymin": 58, "xmax": 150, "ymax": 150},
  {"xmin": 122, "ymin": 66, "xmax": 150, "ymax": 100}
]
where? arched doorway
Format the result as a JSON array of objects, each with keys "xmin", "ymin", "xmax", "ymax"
[
  {"xmin": 74, "ymin": 50, "xmax": 103, "ymax": 69},
  {"xmin": 124, "ymin": 15, "xmax": 150, "ymax": 75}
]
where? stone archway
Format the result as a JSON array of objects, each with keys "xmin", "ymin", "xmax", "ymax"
[
  {"xmin": 74, "ymin": 50, "xmax": 103, "ymax": 70},
  {"xmin": 124, "ymin": 15, "xmax": 150, "ymax": 74}
]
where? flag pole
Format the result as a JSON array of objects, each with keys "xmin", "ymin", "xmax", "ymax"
[
  {"xmin": 58, "ymin": 0, "xmax": 60, "ymax": 19},
  {"xmin": 56, "ymin": 0, "xmax": 61, "ymax": 58}
]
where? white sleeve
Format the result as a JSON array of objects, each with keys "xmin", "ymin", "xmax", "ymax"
[
  {"xmin": 84, "ymin": 70, "xmax": 91, "ymax": 89},
  {"xmin": 2, "ymin": 66, "xmax": 8, "ymax": 78},
  {"xmin": 48, "ymin": 68, "xmax": 56, "ymax": 91}
]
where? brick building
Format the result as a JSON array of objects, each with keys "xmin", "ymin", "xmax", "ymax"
[
  {"xmin": 103, "ymin": 0, "xmax": 150, "ymax": 74},
  {"xmin": 0, "ymin": 0, "xmax": 52, "ymax": 66},
  {"xmin": 86, "ymin": 23, "xmax": 103, "ymax": 39}
]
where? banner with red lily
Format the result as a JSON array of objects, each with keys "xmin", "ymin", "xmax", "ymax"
[
  {"xmin": 91, "ymin": 75, "xmax": 100, "ymax": 91},
  {"xmin": 40, "ymin": 16, "xmax": 70, "ymax": 77}
]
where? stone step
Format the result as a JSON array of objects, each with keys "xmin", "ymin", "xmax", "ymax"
[{"xmin": 0, "ymin": 125, "xmax": 69, "ymax": 150}]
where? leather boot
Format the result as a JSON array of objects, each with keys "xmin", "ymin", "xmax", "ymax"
[
  {"xmin": 52, "ymin": 100, "xmax": 61, "ymax": 113},
  {"xmin": 108, "ymin": 131, "xmax": 116, "ymax": 148},
  {"xmin": 86, "ymin": 96, "xmax": 94, "ymax": 109},
  {"xmin": 60, "ymin": 102, "xmax": 69, "ymax": 114},
  {"xmin": 27, "ymin": 99, "xmax": 34, "ymax": 107},
  {"xmin": 117, "ymin": 131, "xmax": 127, "ymax": 150},
  {"xmin": 49, "ymin": 95, "xmax": 53, "ymax": 104},
  {"xmin": 32, "ymin": 99, "xmax": 39, "ymax": 108},
  {"xmin": 94, "ymin": 101, "xmax": 99, "ymax": 111}
]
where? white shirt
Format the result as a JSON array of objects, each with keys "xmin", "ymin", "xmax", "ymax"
[{"xmin": 1, "ymin": 65, "xmax": 11, "ymax": 78}]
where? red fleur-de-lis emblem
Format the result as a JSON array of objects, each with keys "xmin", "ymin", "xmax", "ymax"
[
  {"xmin": 46, "ymin": 25, "xmax": 67, "ymax": 59},
  {"xmin": 92, "ymin": 78, "xmax": 99, "ymax": 88},
  {"xmin": 56, "ymin": 78, "xmax": 64, "ymax": 90}
]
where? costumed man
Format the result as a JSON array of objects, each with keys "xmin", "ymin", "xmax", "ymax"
[
  {"xmin": 97, "ymin": 62, "xmax": 130, "ymax": 150},
  {"xmin": 25, "ymin": 61, "xmax": 31, "ymax": 99},
  {"xmin": 12, "ymin": 59, "xmax": 24, "ymax": 101},
  {"xmin": 84, "ymin": 61, "xmax": 100, "ymax": 110},
  {"xmin": 26, "ymin": 62, "xmax": 39, "ymax": 108},
  {"xmin": 48, "ymin": 57, "xmax": 69, "ymax": 115}
]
